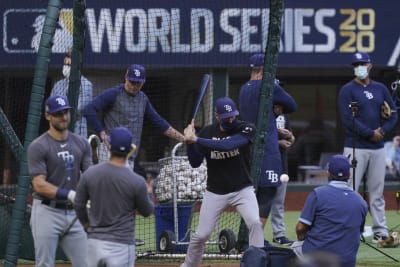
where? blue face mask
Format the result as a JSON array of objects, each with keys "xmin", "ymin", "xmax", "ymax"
[{"xmin": 220, "ymin": 119, "xmax": 239, "ymax": 132}]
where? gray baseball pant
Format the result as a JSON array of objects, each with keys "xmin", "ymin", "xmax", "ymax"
[
  {"xmin": 30, "ymin": 199, "xmax": 88, "ymax": 267},
  {"xmin": 88, "ymin": 239, "xmax": 135, "ymax": 267},
  {"xmin": 271, "ymin": 182, "xmax": 287, "ymax": 238},
  {"xmin": 181, "ymin": 186, "xmax": 264, "ymax": 267},
  {"xmin": 343, "ymin": 147, "xmax": 388, "ymax": 236}
]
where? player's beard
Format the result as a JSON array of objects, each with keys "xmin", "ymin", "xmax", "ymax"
[{"xmin": 51, "ymin": 118, "xmax": 70, "ymax": 132}]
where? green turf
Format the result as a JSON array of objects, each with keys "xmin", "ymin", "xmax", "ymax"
[{"xmin": 262, "ymin": 210, "xmax": 400, "ymax": 266}]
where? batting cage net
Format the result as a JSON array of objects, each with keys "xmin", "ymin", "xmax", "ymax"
[{"xmin": 0, "ymin": 0, "xmax": 274, "ymax": 263}]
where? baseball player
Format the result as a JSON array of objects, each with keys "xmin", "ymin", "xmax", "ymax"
[
  {"xmin": 50, "ymin": 49, "xmax": 93, "ymax": 138},
  {"xmin": 291, "ymin": 155, "xmax": 368, "ymax": 267},
  {"xmin": 74, "ymin": 127, "xmax": 154, "ymax": 267},
  {"xmin": 180, "ymin": 97, "xmax": 264, "ymax": 267},
  {"xmin": 83, "ymin": 64, "xmax": 184, "ymax": 169},
  {"xmin": 338, "ymin": 52, "xmax": 398, "ymax": 243},
  {"xmin": 28, "ymin": 95, "xmax": 92, "ymax": 266},
  {"xmin": 236, "ymin": 53, "xmax": 297, "ymax": 250}
]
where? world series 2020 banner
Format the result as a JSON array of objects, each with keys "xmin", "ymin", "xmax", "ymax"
[{"xmin": 1, "ymin": 0, "xmax": 399, "ymax": 67}]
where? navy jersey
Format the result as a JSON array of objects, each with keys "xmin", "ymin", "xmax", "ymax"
[
  {"xmin": 338, "ymin": 80, "xmax": 397, "ymax": 149},
  {"xmin": 84, "ymin": 85, "xmax": 170, "ymax": 158},
  {"xmin": 239, "ymin": 80, "xmax": 297, "ymax": 187},
  {"xmin": 299, "ymin": 181, "xmax": 368, "ymax": 267},
  {"xmin": 188, "ymin": 121, "xmax": 256, "ymax": 195}
]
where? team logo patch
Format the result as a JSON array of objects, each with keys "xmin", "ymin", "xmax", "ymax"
[{"xmin": 224, "ymin": 104, "xmax": 233, "ymax": 112}]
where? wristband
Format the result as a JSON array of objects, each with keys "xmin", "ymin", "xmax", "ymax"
[{"xmin": 56, "ymin": 188, "xmax": 70, "ymax": 200}]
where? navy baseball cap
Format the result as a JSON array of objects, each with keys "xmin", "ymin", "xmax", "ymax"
[
  {"xmin": 328, "ymin": 155, "xmax": 350, "ymax": 178},
  {"xmin": 108, "ymin": 127, "xmax": 133, "ymax": 153},
  {"xmin": 215, "ymin": 97, "xmax": 239, "ymax": 119},
  {"xmin": 249, "ymin": 53, "xmax": 265, "ymax": 67},
  {"xmin": 126, "ymin": 64, "xmax": 146, "ymax": 83},
  {"xmin": 351, "ymin": 52, "xmax": 371, "ymax": 65},
  {"xmin": 45, "ymin": 95, "xmax": 72, "ymax": 114}
]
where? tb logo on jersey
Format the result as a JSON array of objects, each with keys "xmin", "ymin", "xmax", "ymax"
[
  {"xmin": 363, "ymin": 90, "xmax": 373, "ymax": 100},
  {"xmin": 58, "ymin": 151, "xmax": 75, "ymax": 171},
  {"xmin": 265, "ymin": 170, "xmax": 279, "ymax": 183}
]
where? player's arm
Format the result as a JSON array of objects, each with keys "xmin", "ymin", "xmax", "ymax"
[
  {"xmin": 295, "ymin": 190, "xmax": 317, "ymax": 240},
  {"xmin": 135, "ymin": 179, "xmax": 154, "ymax": 217},
  {"xmin": 31, "ymin": 175, "xmax": 58, "ymax": 199},
  {"xmin": 83, "ymin": 87, "xmax": 119, "ymax": 138},
  {"xmin": 295, "ymin": 221, "xmax": 309, "ymax": 241},
  {"xmin": 381, "ymin": 85, "xmax": 398, "ymax": 134},
  {"xmin": 338, "ymin": 86, "xmax": 374, "ymax": 138},
  {"xmin": 273, "ymin": 84, "xmax": 298, "ymax": 114},
  {"xmin": 74, "ymin": 176, "xmax": 90, "ymax": 229},
  {"xmin": 31, "ymin": 175, "xmax": 76, "ymax": 202},
  {"xmin": 144, "ymin": 98, "xmax": 185, "ymax": 142}
]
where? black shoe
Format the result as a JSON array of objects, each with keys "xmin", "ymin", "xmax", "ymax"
[
  {"xmin": 372, "ymin": 233, "xmax": 388, "ymax": 244},
  {"xmin": 272, "ymin": 236, "xmax": 294, "ymax": 246}
]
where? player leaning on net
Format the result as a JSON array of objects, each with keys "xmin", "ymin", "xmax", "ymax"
[
  {"xmin": 83, "ymin": 64, "xmax": 184, "ymax": 169},
  {"xmin": 180, "ymin": 97, "xmax": 264, "ymax": 267},
  {"xmin": 28, "ymin": 95, "xmax": 93, "ymax": 267},
  {"xmin": 236, "ymin": 53, "xmax": 297, "ymax": 250},
  {"xmin": 338, "ymin": 52, "xmax": 398, "ymax": 243},
  {"xmin": 291, "ymin": 155, "xmax": 368, "ymax": 267},
  {"xmin": 74, "ymin": 126, "xmax": 154, "ymax": 267}
]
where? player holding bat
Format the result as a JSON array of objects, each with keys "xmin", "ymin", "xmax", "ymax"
[
  {"xmin": 180, "ymin": 97, "xmax": 264, "ymax": 267},
  {"xmin": 74, "ymin": 127, "xmax": 154, "ymax": 267},
  {"xmin": 28, "ymin": 95, "xmax": 92, "ymax": 267}
]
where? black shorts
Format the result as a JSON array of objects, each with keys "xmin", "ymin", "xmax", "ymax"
[{"xmin": 256, "ymin": 187, "xmax": 277, "ymax": 218}]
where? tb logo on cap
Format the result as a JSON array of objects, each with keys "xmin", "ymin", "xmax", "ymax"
[
  {"xmin": 56, "ymin": 97, "xmax": 67, "ymax": 106},
  {"xmin": 134, "ymin": 69, "xmax": 141, "ymax": 77},
  {"xmin": 224, "ymin": 104, "xmax": 233, "ymax": 112}
]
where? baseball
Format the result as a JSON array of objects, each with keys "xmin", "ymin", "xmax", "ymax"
[{"xmin": 280, "ymin": 174, "xmax": 289, "ymax": 183}]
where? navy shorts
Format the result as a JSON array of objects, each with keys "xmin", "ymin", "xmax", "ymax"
[{"xmin": 256, "ymin": 187, "xmax": 277, "ymax": 218}]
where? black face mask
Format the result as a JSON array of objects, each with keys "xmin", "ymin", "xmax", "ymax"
[{"xmin": 220, "ymin": 119, "xmax": 239, "ymax": 132}]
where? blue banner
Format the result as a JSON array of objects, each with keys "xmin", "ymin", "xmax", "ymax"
[{"xmin": 1, "ymin": 0, "xmax": 399, "ymax": 67}]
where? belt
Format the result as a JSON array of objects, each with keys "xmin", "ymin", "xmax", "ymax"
[{"xmin": 41, "ymin": 199, "xmax": 74, "ymax": 210}]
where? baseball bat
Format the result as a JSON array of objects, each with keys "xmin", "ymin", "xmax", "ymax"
[{"xmin": 192, "ymin": 74, "xmax": 210, "ymax": 122}]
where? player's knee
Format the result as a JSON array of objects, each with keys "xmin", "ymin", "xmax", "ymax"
[{"xmin": 246, "ymin": 218, "xmax": 263, "ymax": 230}]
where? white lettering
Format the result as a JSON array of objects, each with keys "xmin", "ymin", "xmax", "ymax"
[
  {"xmin": 241, "ymin": 9, "xmax": 261, "ymax": 52},
  {"xmin": 86, "ymin": 8, "xmax": 124, "ymax": 53},
  {"xmin": 314, "ymin": 9, "xmax": 335, "ymax": 52},
  {"xmin": 171, "ymin": 9, "xmax": 190, "ymax": 53},
  {"xmin": 219, "ymin": 8, "xmax": 241, "ymax": 52},
  {"xmin": 294, "ymin": 9, "xmax": 313, "ymax": 52},
  {"xmin": 191, "ymin": 9, "xmax": 214, "ymax": 53},
  {"xmin": 265, "ymin": 170, "xmax": 279, "ymax": 183},
  {"xmin": 83, "ymin": 7, "xmax": 338, "ymax": 55},
  {"xmin": 125, "ymin": 9, "xmax": 147, "ymax": 52},
  {"xmin": 148, "ymin": 9, "xmax": 170, "ymax": 53}
]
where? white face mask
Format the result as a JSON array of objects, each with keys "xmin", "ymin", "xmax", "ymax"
[
  {"xmin": 62, "ymin": 65, "xmax": 71, "ymax": 78},
  {"xmin": 354, "ymin": 65, "xmax": 368, "ymax": 80}
]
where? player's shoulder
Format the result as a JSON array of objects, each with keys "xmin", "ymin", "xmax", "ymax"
[
  {"xmin": 370, "ymin": 79, "xmax": 388, "ymax": 89},
  {"xmin": 69, "ymin": 132, "xmax": 90, "ymax": 146}
]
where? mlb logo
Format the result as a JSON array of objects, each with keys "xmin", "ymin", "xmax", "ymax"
[{"xmin": 4, "ymin": 9, "xmax": 73, "ymax": 53}]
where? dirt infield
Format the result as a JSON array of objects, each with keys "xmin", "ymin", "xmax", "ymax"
[{"xmin": 16, "ymin": 264, "xmax": 238, "ymax": 267}]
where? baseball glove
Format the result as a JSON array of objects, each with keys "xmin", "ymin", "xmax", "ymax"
[
  {"xmin": 377, "ymin": 232, "xmax": 400, "ymax": 248},
  {"xmin": 381, "ymin": 100, "xmax": 392, "ymax": 120}
]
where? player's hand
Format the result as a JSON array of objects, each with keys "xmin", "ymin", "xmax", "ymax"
[
  {"xmin": 278, "ymin": 139, "xmax": 293, "ymax": 148},
  {"xmin": 184, "ymin": 123, "xmax": 197, "ymax": 144},
  {"xmin": 369, "ymin": 128, "xmax": 384, "ymax": 142},
  {"xmin": 100, "ymin": 131, "xmax": 111, "ymax": 150}
]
